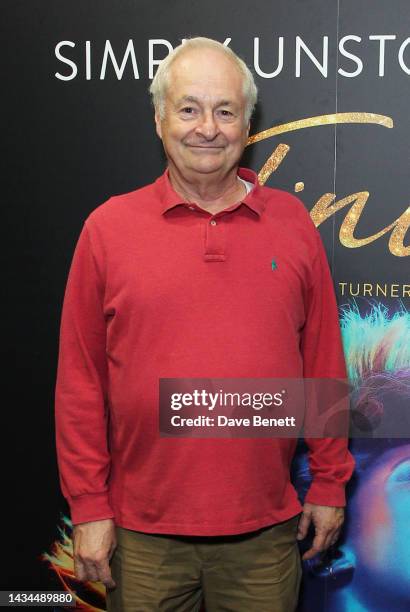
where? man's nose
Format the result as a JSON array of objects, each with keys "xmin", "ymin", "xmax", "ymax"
[{"xmin": 195, "ymin": 111, "xmax": 219, "ymax": 139}]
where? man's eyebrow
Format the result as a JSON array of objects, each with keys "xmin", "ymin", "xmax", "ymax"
[
  {"xmin": 217, "ymin": 100, "xmax": 235, "ymax": 107},
  {"xmin": 175, "ymin": 96, "xmax": 235, "ymax": 107}
]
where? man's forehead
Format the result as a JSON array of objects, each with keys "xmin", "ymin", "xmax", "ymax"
[
  {"xmin": 171, "ymin": 46, "xmax": 238, "ymax": 70},
  {"xmin": 168, "ymin": 50, "xmax": 243, "ymax": 87}
]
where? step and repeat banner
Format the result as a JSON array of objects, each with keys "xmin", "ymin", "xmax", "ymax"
[{"xmin": 4, "ymin": 1, "xmax": 409, "ymax": 610}]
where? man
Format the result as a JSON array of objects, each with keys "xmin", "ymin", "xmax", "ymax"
[{"xmin": 55, "ymin": 37, "xmax": 355, "ymax": 611}]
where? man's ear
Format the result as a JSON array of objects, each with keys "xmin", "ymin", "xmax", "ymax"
[{"xmin": 154, "ymin": 110, "xmax": 162, "ymax": 139}]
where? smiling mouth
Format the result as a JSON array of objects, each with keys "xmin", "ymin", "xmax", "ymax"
[{"xmin": 187, "ymin": 145, "xmax": 224, "ymax": 150}]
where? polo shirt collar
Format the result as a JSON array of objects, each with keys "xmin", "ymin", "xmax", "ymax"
[{"xmin": 156, "ymin": 167, "xmax": 266, "ymax": 216}]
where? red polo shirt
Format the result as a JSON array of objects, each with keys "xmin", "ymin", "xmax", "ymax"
[{"xmin": 55, "ymin": 167, "xmax": 354, "ymax": 535}]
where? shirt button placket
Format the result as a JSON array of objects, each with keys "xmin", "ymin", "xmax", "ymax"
[{"xmin": 204, "ymin": 216, "xmax": 225, "ymax": 262}]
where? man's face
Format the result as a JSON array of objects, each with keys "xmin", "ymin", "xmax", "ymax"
[{"xmin": 155, "ymin": 48, "xmax": 250, "ymax": 180}]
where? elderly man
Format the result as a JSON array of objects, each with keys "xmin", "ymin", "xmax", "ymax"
[{"xmin": 55, "ymin": 37, "xmax": 354, "ymax": 611}]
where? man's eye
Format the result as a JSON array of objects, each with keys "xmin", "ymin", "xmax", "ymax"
[
  {"xmin": 220, "ymin": 109, "xmax": 233, "ymax": 116},
  {"xmin": 181, "ymin": 107, "xmax": 195, "ymax": 114}
]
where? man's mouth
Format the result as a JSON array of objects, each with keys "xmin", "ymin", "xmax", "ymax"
[{"xmin": 186, "ymin": 144, "xmax": 224, "ymax": 150}]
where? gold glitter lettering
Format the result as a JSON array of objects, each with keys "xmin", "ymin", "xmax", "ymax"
[
  {"xmin": 257, "ymin": 144, "xmax": 290, "ymax": 186},
  {"xmin": 388, "ymin": 206, "xmax": 410, "ymax": 257},
  {"xmin": 247, "ymin": 112, "xmax": 393, "ymax": 146},
  {"xmin": 247, "ymin": 112, "xmax": 410, "ymax": 256},
  {"xmin": 310, "ymin": 192, "xmax": 410, "ymax": 254}
]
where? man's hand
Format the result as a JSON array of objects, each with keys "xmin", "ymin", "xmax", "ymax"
[
  {"xmin": 73, "ymin": 518, "xmax": 117, "ymax": 588},
  {"xmin": 296, "ymin": 503, "xmax": 344, "ymax": 560}
]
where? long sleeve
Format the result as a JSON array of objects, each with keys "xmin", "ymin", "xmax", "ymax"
[
  {"xmin": 55, "ymin": 221, "xmax": 115, "ymax": 524},
  {"xmin": 301, "ymin": 230, "xmax": 355, "ymax": 506}
]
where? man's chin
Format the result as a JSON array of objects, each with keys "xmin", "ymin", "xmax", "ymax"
[{"xmin": 188, "ymin": 162, "xmax": 227, "ymax": 175}]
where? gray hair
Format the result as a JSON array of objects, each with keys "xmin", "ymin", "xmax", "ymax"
[{"xmin": 149, "ymin": 37, "xmax": 258, "ymax": 124}]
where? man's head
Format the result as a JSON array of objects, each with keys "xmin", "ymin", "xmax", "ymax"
[{"xmin": 149, "ymin": 37, "xmax": 258, "ymax": 181}]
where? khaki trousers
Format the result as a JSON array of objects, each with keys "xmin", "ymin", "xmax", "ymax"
[{"xmin": 106, "ymin": 514, "xmax": 302, "ymax": 612}]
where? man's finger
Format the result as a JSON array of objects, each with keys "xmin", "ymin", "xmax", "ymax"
[
  {"xmin": 325, "ymin": 528, "xmax": 341, "ymax": 549},
  {"xmin": 96, "ymin": 559, "xmax": 116, "ymax": 589},
  {"xmin": 296, "ymin": 512, "xmax": 311, "ymax": 540},
  {"xmin": 329, "ymin": 534, "xmax": 340, "ymax": 546},
  {"xmin": 75, "ymin": 555, "xmax": 116, "ymax": 588},
  {"xmin": 302, "ymin": 532, "xmax": 327, "ymax": 560},
  {"xmin": 74, "ymin": 558, "xmax": 87, "ymax": 582},
  {"xmin": 302, "ymin": 545, "xmax": 322, "ymax": 561},
  {"xmin": 81, "ymin": 560, "xmax": 100, "ymax": 583}
]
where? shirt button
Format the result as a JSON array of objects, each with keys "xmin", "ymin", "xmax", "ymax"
[
  {"xmin": 189, "ymin": 205, "xmax": 195, "ymax": 210},
  {"xmin": 210, "ymin": 219, "xmax": 217, "ymax": 226}
]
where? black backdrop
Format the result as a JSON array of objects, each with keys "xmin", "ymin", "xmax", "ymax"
[{"xmin": 3, "ymin": 1, "xmax": 409, "ymax": 609}]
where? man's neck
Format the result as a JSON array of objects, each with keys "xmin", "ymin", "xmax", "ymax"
[{"xmin": 168, "ymin": 166, "xmax": 247, "ymax": 215}]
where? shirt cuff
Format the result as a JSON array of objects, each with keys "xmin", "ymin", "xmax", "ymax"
[
  {"xmin": 68, "ymin": 492, "xmax": 115, "ymax": 525},
  {"xmin": 304, "ymin": 479, "xmax": 347, "ymax": 507}
]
